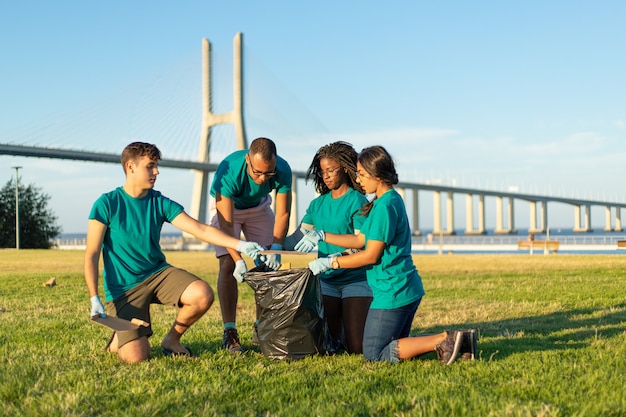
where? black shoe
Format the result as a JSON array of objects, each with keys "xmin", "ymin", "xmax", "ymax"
[
  {"xmin": 222, "ymin": 328, "xmax": 244, "ymax": 354},
  {"xmin": 459, "ymin": 329, "xmax": 478, "ymax": 360},
  {"xmin": 435, "ymin": 330, "xmax": 463, "ymax": 365}
]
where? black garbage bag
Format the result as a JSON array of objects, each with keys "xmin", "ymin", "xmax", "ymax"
[{"xmin": 244, "ymin": 266, "xmax": 327, "ymax": 360}]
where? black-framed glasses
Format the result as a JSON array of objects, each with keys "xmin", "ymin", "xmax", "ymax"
[
  {"xmin": 248, "ymin": 157, "xmax": 277, "ymax": 177},
  {"xmin": 317, "ymin": 166, "xmax": 342, "ymax": 178}
]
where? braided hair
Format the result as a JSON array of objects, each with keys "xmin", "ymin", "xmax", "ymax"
[{"xmin": 305, "ymin": 141, "xmax": 362, "ymax": 195}]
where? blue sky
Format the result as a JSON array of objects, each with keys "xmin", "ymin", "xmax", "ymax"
[{"xmin": 1, "ymin": 1, "xmax": 625, "ymax": 234}]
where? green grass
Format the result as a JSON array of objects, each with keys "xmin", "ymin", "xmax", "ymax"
[{"xmin": 1, "ymin": 250, "xmax": 625, "ymax": 416}]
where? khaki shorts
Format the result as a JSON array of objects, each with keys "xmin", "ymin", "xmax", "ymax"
[
  {"xmin": 106, "ymin": 266, "xmax": 200, "ymax": 347},
  {"xmin": 209, "ymin": 194, "xmax": 276, "ymax": 257}
]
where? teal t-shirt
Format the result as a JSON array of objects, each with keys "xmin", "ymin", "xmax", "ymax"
[
  {"xmin": 88, "ymin": 187, "xmax": 184, "ymax": 301},
  {"xmin": 301, "ymin": 188, "xmax": 369, "ymax": 286},
  {"xmin": 359, "ymin": 189, "xmax": 425, "ymax": 309},
  {"xmin": 209, "ymin": 150, "xmax": 292, "ymax": 209}
]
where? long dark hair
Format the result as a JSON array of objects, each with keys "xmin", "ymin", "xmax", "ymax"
[
  {"xmin": 358, "ymin": 146, "xmax": 399, "ymax": 216},
  {"xmin": 305, "ymin": 141, "xmax": 362, "ymax": 195}
]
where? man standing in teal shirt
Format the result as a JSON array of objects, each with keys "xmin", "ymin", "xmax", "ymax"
[{"xmin": 209, "ymin": 137, "xmax": 292, "ymax": 353}]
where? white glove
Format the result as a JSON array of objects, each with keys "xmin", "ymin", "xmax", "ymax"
[
  {"xmin": 233, "ymin": 259, "xmax": 248, "ymax": 283},
  {"xmin": 308, "ymin": 257, "xmax": 332, "ymax": 275},
  {"xmin": 260, "ymin": 243, "xmax": 282, "ymax": 271},
  {"xmin": 294, "ymin": 229, "xmax": 325, "ymax": 252},
  {"xmin": 90, "ymin": 295, "xmax": 106, "ymax": 318},
  {"xmin": 237, "ymin": 241, "xmax": 264, "ymax": 260}
]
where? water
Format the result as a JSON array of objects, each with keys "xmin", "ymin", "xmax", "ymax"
[
  {"xmin": 412, "ymin": 227, "xmax": 626, "ymax": 255},
  {"xmin": 55, "ymin": 229, "xmax": 626, "ymax": 254}
]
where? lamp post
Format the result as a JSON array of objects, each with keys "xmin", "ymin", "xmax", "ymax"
[{"xmin": 11, "ymin": 166, "xmax": 21, "ymax": 250}]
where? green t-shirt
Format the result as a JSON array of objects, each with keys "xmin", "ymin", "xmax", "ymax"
[
  {"xmin": 360, "ymin": 189, "xmax": 425, "ymax": 309},
  {"xmin": 301, "ymin": 188, "xmax": 369, "ymax": 286},
  {"xmin": 88, "ymin": 187, "xmax": 184, "ymax": 301},
  {"xmin": 209, "ymin": 149, "xmax": 292, "ymax": 209}
]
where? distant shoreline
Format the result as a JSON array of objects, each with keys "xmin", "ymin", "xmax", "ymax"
[{"xmin": 53, "ymin": 229, "xmax": 626, "ymax": 255}]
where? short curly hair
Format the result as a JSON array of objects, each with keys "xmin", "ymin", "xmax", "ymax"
[{"xmin": 121, "ymin": 142, "xmax": 161, "ymax": 173}]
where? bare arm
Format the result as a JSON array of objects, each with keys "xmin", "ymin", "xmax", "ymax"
[
  {"xmin": 324, "ymin": 231, "xmax": 367, "ymax": 250},
  {"xmin": 273, "ymin": 191, "xmax": 292, "ymax": 245},
  {"xmin": 212, "ymin": 193, "xmax": 243, "ymax": 261},
  {"xmin": 333, "ymin": 239, "xmax": 385, "ymax": 270},
  {"xmin": 84, "ymin": 219, "xmax": 106, "ymax": 298},
  {"xmin": 171, "ymin": 210, "xmax": 243, "ymax": 253}
]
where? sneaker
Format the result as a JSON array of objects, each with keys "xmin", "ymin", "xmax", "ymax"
[
  {"xmin": 222, "ymin": 328, "xmax": 244, "ymax": 354},
  {"xmin": 252, "ymin": 323, "xmax": 260, "ymax": 346},
  {"xmin": 459, "ymin": 329, "xmax": 478, "ymax": 360},
  {"xmin": 435, "ymin": 330, "xmax": 463, "ymax": 365}
]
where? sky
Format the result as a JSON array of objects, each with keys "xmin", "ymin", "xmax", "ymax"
[{"xmin": 1, "ymin": 1, "xmax": 625, "ymax": 235}]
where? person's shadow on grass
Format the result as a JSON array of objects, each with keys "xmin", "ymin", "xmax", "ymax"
[{"xmin": 419, "ymin": 302, "xmax": 626, "ymax": 361}]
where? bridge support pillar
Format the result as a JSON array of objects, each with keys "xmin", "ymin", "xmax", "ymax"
[
  {"xmin": 412, "ymin": 190, "xmax": 420, "ymax": 236},
  {"xmin": 528, "ymin": 201, "xmax": 546, "ymax": 233},
  {"xmin": 495, "ymin": 196, "xmax": 504, "ymax": 233},
  {"xmin": 289, "ymin": 175, "xmax": 298, "ymax": 234},
  {"xmin": 604, "ymin": 206, "xmax": 612, "ymax": 232},
  {"xmin": 190, "ymin": 33, "xmax": 247, "ymax": 226},
  {"xmin": 495, "ymin": 196, "xmax": 516, "ymax": 234},
  {"xmin": 529, "ymin": 201, "xmax": 538, "ymax": 233},
  {"xmin": 616, "ymin": 207, "xmax": 623, "ymax": 232},
  {"xmin": 508, "ymin": 197, "xmax": 517, "ymax": 234},
  {"xmin": 573, "ymin": 204, "xmax": 593, "ymax": 232},
  {"xmin": 433, "ymin": 191, "xmax": 442, "ymax": 234},
  {"xmin": 432, "ymin": 191, "xmax": 454, "ymax": 235},
  {"xmin": 465, "ymin": 194, "xmax": 486, "ymax": 235},
  {"xmin": 446, "ymin": 192, "xmax": 455, "ymax": 235},
  {"xmin": 465, "ymin": 194, "xmax": 474, "ymax": 234},
  {"xmin": 478, "ymin": 194, "xmax": 486, "ymax": 234}
]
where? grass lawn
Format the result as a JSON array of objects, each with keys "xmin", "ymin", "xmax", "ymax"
[{"xmin": 0, "ymin": 250, "xmax": 625, "ymax": 416}]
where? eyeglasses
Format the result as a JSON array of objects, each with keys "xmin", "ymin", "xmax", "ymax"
[
  {"xmin": 317, "ymin": 166, "xmax": 342, "ymax": 178},
  {"xmin": 248, "ymin": 157, "xmax": 277, "ymax": 178},
  {"xmin": 356, "ymin": 171, "xmax": 372, "ymax": 180}
]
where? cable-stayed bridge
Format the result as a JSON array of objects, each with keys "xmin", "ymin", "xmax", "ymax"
[{"xmin": 2, "ymin": 33, "xmax": 625, "ymax": 237}]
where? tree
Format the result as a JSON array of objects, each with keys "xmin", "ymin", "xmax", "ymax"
[{"xmin": 0, "ymin": 177, "xmax": 61, "ymax": 248}]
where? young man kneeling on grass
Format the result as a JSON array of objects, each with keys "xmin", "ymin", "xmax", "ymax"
[{"xmin": 84, "ymin": 142, "xmax": 263, "ymax": 363}]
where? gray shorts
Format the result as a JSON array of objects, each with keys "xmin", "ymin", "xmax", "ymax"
[
  {"xmin": 209, "ymin": 194, "xmax": 276, "ymax": 257},
  {"xmin": 106, "ymin": 266, "xmax": 200, "ymax": 347}
]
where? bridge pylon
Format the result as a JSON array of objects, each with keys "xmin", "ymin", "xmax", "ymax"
[{"xmin": 189, "ymin": 33, "xmax": 247, "ymax": 224}]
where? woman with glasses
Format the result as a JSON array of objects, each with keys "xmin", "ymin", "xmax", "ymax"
[
  {"xmin": 299, "ymin": 146, "xmax": 477, "ymax": 364},
  {"xmin": 288, "ymin": 141, "xmax": 372, "ymax": 354}
]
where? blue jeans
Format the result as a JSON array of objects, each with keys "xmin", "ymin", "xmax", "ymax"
[{"xmin": 362, "ymin": 298, "xmax": 421, "ymax": 363}]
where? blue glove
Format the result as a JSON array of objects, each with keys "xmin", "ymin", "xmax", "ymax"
[
  {"xmin": 237, "ymin": 241, "xmax": 264, "ymax": 260},
  {"xmin": 233, "ymin": 259, "xmax": 248, "ymax": 283},
  {"xmin": 260, "ymin": 243, "xmax": 282, "ymax": 271},
  {"xmin": 90, "ymin": 295, "xmax": 105, "ymax": 318},
  {"xmin": 294, "ymin": 229, "xmax": 325, "ymax": 252},
  {"xmin": 309, "ymin": 257, "xmax": 332, "ymax": 275}
]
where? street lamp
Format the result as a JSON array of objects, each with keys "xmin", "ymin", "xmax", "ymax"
[{"xmin": 11, "ymin": 166, "xmax": 21, "ymax": 250}]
